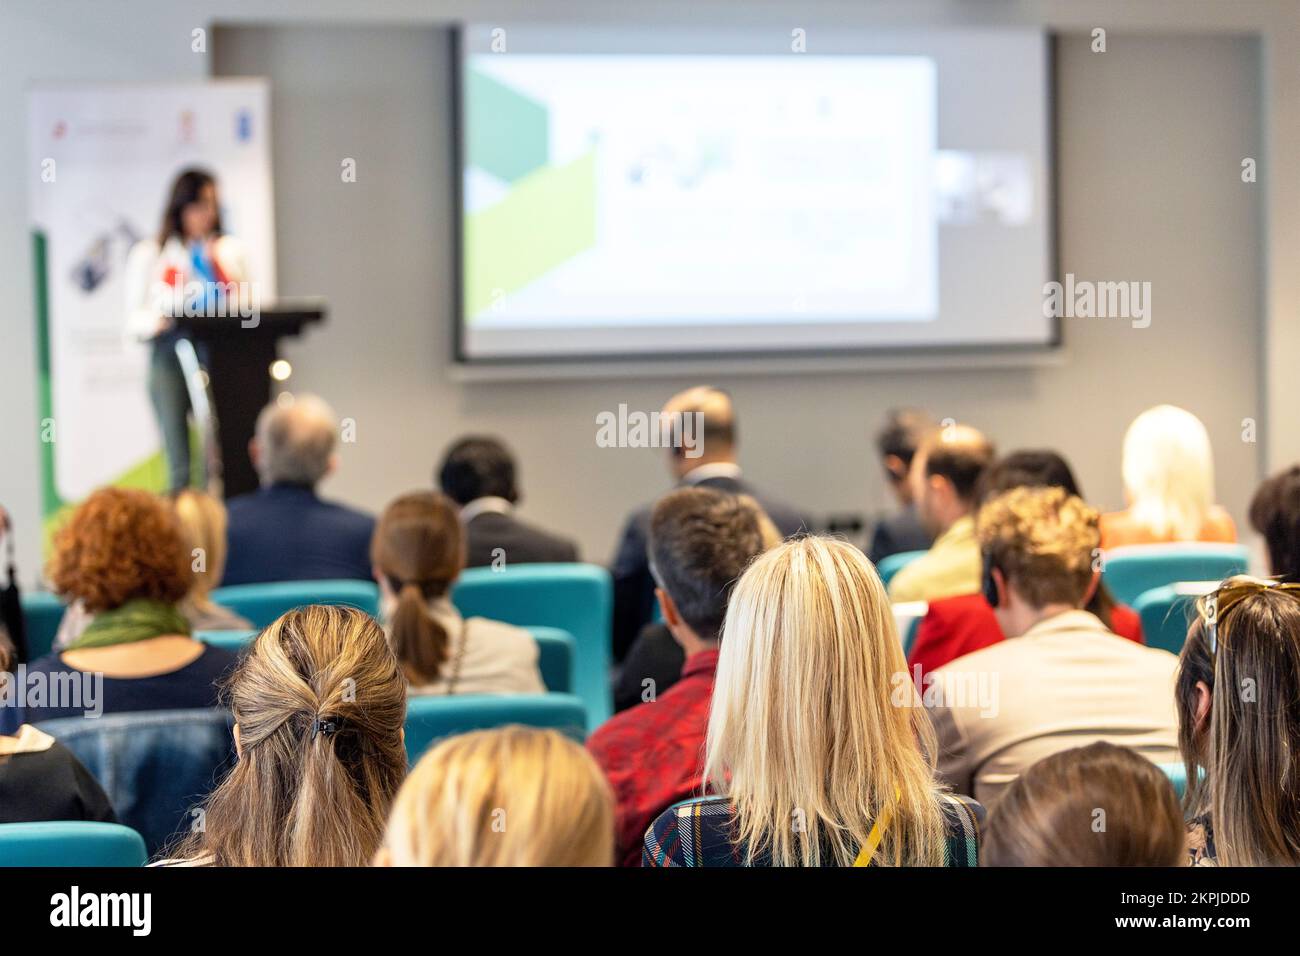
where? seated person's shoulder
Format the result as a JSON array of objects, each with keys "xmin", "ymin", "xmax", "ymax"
[{"xmin": 644, "ymin": 795, "xmax": 734, "ymax": 866}]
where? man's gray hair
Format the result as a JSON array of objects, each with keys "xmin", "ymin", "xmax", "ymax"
[{"xmin": 254, "ymin": 394, "xmax": 338, "ymax": 487}]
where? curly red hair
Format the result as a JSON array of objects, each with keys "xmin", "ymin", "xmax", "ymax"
[{"xmin": 47, "ymin": 487, "xmax": 192, "ymax": 612}]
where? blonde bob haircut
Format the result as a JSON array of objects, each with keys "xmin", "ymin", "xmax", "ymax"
[
  {"xmin": 704, "ymin": 536, "xmax": 949, "ymax": 866},
  {"xmin": 1121, "ymin": 404, "xmax": 1217, "ymax": 541},
  {"xmin": 378, "ymin": 726, "xmax": 615, "ymax": 867}
]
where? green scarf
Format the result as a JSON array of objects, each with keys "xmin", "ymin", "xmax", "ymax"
[{"xmin": 68, "ymin": 598, "xmax": 192, "ymax": 651}]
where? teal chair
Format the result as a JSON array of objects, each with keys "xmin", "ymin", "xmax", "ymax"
[
  {"xmin": 197, "ymin": 625, "xmax": 576, "ymax": 693},
  {"xmin": 1159, "ymin": 761, "xmax": 1194, "ymax": 800},
  {"xmin": 0, "ymin": 822, "xmax": 146, "ymax": 867},
  {"xmin": 1101, "ymin": 544, "xmax": 1248, "ymax": 607},
  {"xmin": 403, "ymin": 693, "xmax": 587, "ymax": 763},
  {"xmin": 876, "ymin": 550, "xmax": 927, "ymax": 587},
  {"xmin": 19, "ymin": 591, "xmax": 65, "ymax": 660},
  {"xmin": 197, "ymin": 628, "xmax": 258, "ymax": 654},
  {"xmin": 529, "ymin": 627, "xmax": 575, "ymax": 694},
  {"xmin": 452, "ymin": 564, "xmax": 612, "ymax": 726},
  {"xmin": 1132, "ymin": 582, "xmax": 1219, "ymax": 654},
  {"xmin": 209, "ymin": 579, "xmax": 380, "ymax": 628}
]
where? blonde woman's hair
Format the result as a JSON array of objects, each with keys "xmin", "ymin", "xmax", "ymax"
[
  {"xmin": 1121, "ymin": 404, "xmax": 1216, "ymax": 541},
  {"xmin": 173, "ymin": 605, "xmax": 408, "ymax": 866},
  {"xmin": 379, "ymin": 726, "xmax": 614, "ymax": 866},
  {"xmin": 173, "ymin": 489, "xmax": 230, "ymax": 606},
  {"xmin": 704, "ymin": 536, "xmax": 949, "ymax": 866}
]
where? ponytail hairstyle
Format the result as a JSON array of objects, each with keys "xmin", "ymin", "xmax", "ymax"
[
  {"xmin": 172, "ymin": 605, "xmax": 407, "ymax": 866},
  {"xmin": 371, "ymin": 491, "xmax": 465, "ymax": 685}
]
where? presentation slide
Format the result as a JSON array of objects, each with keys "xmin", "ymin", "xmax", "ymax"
[{"xmin": 458, "ymin": 27, "xmax": 1053, "ymax": 361}]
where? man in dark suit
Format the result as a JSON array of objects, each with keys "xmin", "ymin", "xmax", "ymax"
[
  {"xmin": 609, "ymin": 386, "xmax": 807, "ymax": 661},
  {"xmin": 222, "ymin": 395, "xmax": 375, "ymax": 586},
  {"xmin": 438, "ymin": 436, "xmax": 579, "ymax": 569},
  {"xmin": 867, "ymin": 408, "xmax": 936, "ymax": 566}
]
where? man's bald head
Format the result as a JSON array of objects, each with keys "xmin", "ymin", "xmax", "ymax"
[
  {"xmin": 253, "ymin": 394, "xmax": 339, "ymax": 488},
  {"xmin": 661, "ymin": 386, "xmax": 737, "ymax": 475}
]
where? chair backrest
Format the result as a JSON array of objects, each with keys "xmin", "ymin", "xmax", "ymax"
[
  {"xmin": 196, "ymin": 629, "xmax": 258, "ymax": 654},
  {"xmin": 208, "ymin": 579, "xmax": 380, "ymax": 628},
  {"xmin": 1133, "ymin": 581, "xmax": 1219, "ymax": 655},
  {"xmin": 196, "ymin": 626, "xmax": 575, "ymax": 692},
  {"xmin": 19, "ymin": 590, "xmax": 64, "ymax": 661},
  {"xmin": 876, "ymin": 550, "xmax": 928, "ymax": 587},
  {"xmin": 1158, "ymin": 761, "xmax": 1189, "ymax": 800},
  {"xmin": 528, "ymin": 627, "xmax": 575, "ymax": 694},
  {"xmin": 452, "ymin": 564, "xmax": 612, "ymax": 726},
  {"xmin": 0, "ymin": 821, "xmax": 147, "ymax": 867},
  {"xmin": 403, "ymin": 693, "xmax": 586, "ymax": 764},
  {"xmin": 34, "ymin": 708, "xmax": 236, "ymax": 859},
  {"xmin": 1101, "ymin": 543, "xmax": 1248, "ymax": 606}
]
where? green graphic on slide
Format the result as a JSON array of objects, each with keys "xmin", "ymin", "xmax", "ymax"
[
  {"xmin": 467, "ymin": 68, "xmax": 549, "ymax": 183},
  {"xmin": 464, "ymin": 67, "xmax": 599, "ymax": 319},
  {"xmin": 465, "ymin": 149, "xmax": 597, "ymax": 319}
]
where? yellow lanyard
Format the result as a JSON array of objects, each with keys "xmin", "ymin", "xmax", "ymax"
[{"xmin": 852, "ymin": 789, "xmax": 901, "ymax": 867}]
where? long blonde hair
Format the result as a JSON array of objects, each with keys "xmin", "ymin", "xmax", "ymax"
[
  {"xmin": 173, "ymin": 489, "xmax": 231, "ymax": 609},
  {"xmin": 1121, "ymin": 404, "xmax": 1216, "ymax": 541},
  {"xmin": 379, "ymin": 726, "xmax": 614, "ymax": 866},
  {"xmin": 704, "ymin": 536, "xmax": 949, "ymax": 866},
  {"xmin": 174, "ymin": 605, "xmax": 408, "ymax": 866}
]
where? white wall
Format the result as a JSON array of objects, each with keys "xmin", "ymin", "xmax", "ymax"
[{"xmin": 0, "ymin": 0, "xmax": 1294, "ymax": 586}]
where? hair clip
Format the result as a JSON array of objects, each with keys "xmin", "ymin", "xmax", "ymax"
[{"xmin": 311, "ymin": 717, "xmax": 342, "ymax": 740}]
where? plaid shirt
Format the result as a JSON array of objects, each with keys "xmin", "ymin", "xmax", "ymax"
[
  {"xmin": 642, "ymin": 791, "xmax": 984, "ymax": 867},
  {"xmin": 587, "ymin": 648, "xmax": 719, "ymax": 867}
]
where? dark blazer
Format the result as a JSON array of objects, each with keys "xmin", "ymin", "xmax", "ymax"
[
  {"xmin": 609, "ymin": 473, "xmax": 807, "ymax": 661},
  {"xmin": 222, "ymin": 483, "xmax": 376, "ymax": 586},
  {"xmin": 612, "ymin": 622, "xmax": 685, "ymax": 713},
  {"xmin": 464, "ymin": 510, "xmax": 580, "ymax": 568},
  {"xmin": 867, "ymin": 506, "xmax": 933, "ymax": 566}
]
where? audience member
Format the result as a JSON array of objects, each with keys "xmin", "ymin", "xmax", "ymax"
[
  {"xmin": 172, "ymin": 489, "xmax": 251, "ymax": 631},
  {"xmin": 1248, "ymin": 464, "xmax": 1300, "ymax": 578},
  {"xmin": 372, "ymin": 491, "xmax": 543, "ymax": 695},
  {"xmin": 590, "ymin": 488, "xmax": 775, "ymax": 865},
  {"xmin": 982, "ymin": 742, "xmax": 1184, "ymax": 867},
  {"xmin": 1178, "ymin": 577, "xmax": 1300, "ymax": 866},
  {"xmin": 610, "ymin": 386, "xmax": 806, "ymax": 659},
  {"xmin": 868, "ymin": 408, "xmax": 936, "ymax": 564},
  {"xmin": 927, "ymin": 487, "xmax": 1179, "ymax": 805},
  {"xmin": 438, "ymin": 435, "xmax": 579, "ymax": 567},
  {"xmin": 1101, "ymin": 404, "xmax": 1236, "ymax": 549},
  {"xmin": 159, "ymin": 605, "xmax": 407, "ymax": 866},
  {"xmin": 612, "ymin": 493, "xmax": 780, "ymax": 712},
  {"xmin": 644, "ymin": 537, "xmax": 982, "ymax": 867},
  {"xmin": 223, "ymin": 395, "xmax": 374, "ymax": 585},
  {"xmin": 0, "ymin": 637, "xmax": 117, "ymax": 825},
  {"xmin": 887, "ymin": 424, "xmax": 994, "ymax": 603},
  {"xmin": 375, "ymin": 726, "xmax": 614, "ymax": 867},
  {"xmin": 0, "ymin": 488, "xmax": 237, "ymax": 734},
  {"xmin": 908, "ymin": 449, "xmax": 1142, "ymax": 678}
]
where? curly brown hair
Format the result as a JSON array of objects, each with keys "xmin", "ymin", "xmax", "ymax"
[{"xmin": 47, "ymin": 487, "xmax": 192, "ymax": 612}]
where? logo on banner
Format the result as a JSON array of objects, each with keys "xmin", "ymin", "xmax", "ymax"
[{"xmin": 236, "ymin": 109, "xmax": 252, "ymax": 143}]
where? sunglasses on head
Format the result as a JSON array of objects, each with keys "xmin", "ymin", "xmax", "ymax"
[{"xmin": 1196, "ymin": 575, "xmax": 1300, "ymax": 656}]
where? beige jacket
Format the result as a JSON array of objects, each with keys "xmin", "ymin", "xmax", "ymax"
[{"xmin": 926, "ymin": 609, "xmax": 1180, "ymax": 806}]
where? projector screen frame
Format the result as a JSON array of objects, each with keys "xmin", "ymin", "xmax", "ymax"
[{"xmin": 449, "ymin": 26, "xmax": 1062, "ymax": 368}]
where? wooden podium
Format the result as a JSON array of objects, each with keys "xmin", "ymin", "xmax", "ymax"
[{"xmin": 173, "ymin": 300, "xmax": 325, "ymax": 498}]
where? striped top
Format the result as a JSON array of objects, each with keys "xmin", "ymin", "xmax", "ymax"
[{"xmin": 642, "ymin": 792, "xmax": 983, "ymax": 867}]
